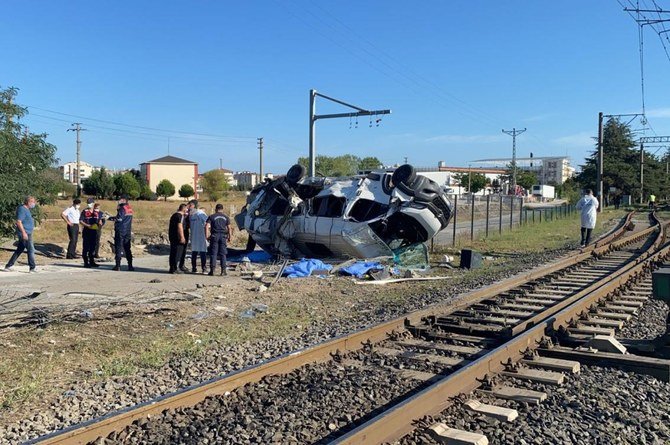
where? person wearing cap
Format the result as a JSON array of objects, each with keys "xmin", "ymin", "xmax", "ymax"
[
  {"xmin": 79, "ymin": 198, "xmax": 101, "ymax": 268},
  {"xmin": 188, "ymin": 200, "xmax": 208, "ymax": 273},
  {"xmin": 93, "ymin": 202, "xmax": 106, "ymax": 259},
  {"xmin": 205, "ymin": 203, "xmax": 231, "ymax": 276},
  {"xmin": 61, "ymin": 198, "xmax": 81, "ymax": 259},
  {"xmin": 108, "ymin": 196, "xmax": 134, "ymax": 271}
]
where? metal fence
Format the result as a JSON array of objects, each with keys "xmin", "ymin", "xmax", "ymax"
[{"xmin": 433, "ymin": 195, "xmax": 575, "ymax": 246}]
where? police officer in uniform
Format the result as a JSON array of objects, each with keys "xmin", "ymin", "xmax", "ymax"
[
  {"xmin": 79, "ymin": 198, "xmax": 101, "ymax": 268},
  {"xmin": 109, "ymin": 196, "xmax": 134, "ymax": 271},
  {"xmin": 205, "ymin": 203, "xmax": 231, "ymax": 276}
]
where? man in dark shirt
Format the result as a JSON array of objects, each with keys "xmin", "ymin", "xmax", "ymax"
[
  {"xmin": 178, "ymin": 200, "xmax": 194, "ymax": 272},
  {"xmin": 168, "ymin": 204, "xmax": 187, "ymax": 274},
  {"xmin": 79, "ymin": 197, "xmax": 101, "ymax": 268},
  {"xmin": 108, "ymin": 196, "xmax": 134, "ymax": 271},
  {"xmin": 205, "ymin": 203, "xmax": 231, "ymax": 276}
]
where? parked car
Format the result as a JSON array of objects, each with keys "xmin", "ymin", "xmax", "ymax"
[{"xmin": 235, "ymin": 164, "xmax": 453, "ymax": 259}]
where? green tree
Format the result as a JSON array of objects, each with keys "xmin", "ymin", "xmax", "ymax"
[
  {"xmin": 139, "ymin": 184, "xmax": 154, "ymax": 200},
  {"xmin": 0, "ymin": 87, "xmax": 59, "ymax": 236},
  {"xmin": 555, "ymin": 177, "xmax": 581, "ymax": 203},
  {"xmin": 113, "ymin": 172, "xmax": 141, "ymax": 199},
  {"xmin": 516, "ymin": 170, "xmax": 538, "ymax": 190},
  {"xmin": 359, "ymin": 156, "xmax": 383, "ymax": 171},
  {"xmin": 201, "ymin": 170, "xmax": 230, "ymax": 201},
  {"xmin": 156, "ymin": 179, "xmax": 176, "ymax": 201},
  {"xmin": 577, "ymin": 118, "xmax": 639, "ymax": 203},
  {"xmin": 41, "ymin": 167, "xmax": 76, "ymax": 199},
  {"xmin": 82, "ymin": 167, "xmax": 115, "ymax": 199},
  {"xmin": 297, "ymin": 154, "xmax": 362, "ymax": 177},
  {"xmin": 178, "ymin": 183, "xmax": 194, "ymax": 199},
  {"xmin": 454, "ymin": 172, "xmax": 487, "ymax": 194},
  {"xmin": 500, "ymin": 163, "xmax": 537, "ymax": 191}
]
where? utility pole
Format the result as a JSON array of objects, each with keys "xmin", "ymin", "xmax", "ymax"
[
  {"xmin": 640, "ymin": 143, "xmax": 645, "ymax": 204},
  {"xmin": 597, "ymin": 112, "xmax": 604, "ymax": 211},
  {"xmin": 67, "ymin": 123, "xmax": 86, "ymax": 197},
  {"xmin": 502, "ymin": 127, "xmax": 526, "ymax": 193},
  {"xmin": 257, "ymin": 137, "xmax": 264, "ymax": 182},
  {"xmin": 309, "ymin": 89, "xmax": 391, "ymax": 177},
  {"xmin": 404, "ymin": 156, "xmax": 408, "ymax": 165},
  {"xmin": 468, "ymin": 164, "xmax": 472, "ymax": 192}
]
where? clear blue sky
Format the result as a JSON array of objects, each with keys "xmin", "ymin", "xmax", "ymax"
[{"xmin": 3, "ymin": 1, "xmax": 670, "ymax": 174}]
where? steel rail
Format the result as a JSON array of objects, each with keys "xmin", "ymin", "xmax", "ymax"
[
  {"xmin": 332, "ymin": 213, "xmax": 666, "ymax": 445},
  {"xmin": 30, "ymin": 212, "xmax": 640, "ymax": 445}
]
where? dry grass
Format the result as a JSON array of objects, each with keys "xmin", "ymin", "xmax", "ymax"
[
  {"xmin": 32, "ymin": 193, "xmax": 249, "ymax": 246},
  {"xmin": 0, "ymin": 209, "xmax": 632, "ymax": 418}
]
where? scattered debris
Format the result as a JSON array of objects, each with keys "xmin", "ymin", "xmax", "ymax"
[
  {"xmin": 251, "ymin": 303, "xmax": 269, "ymax": 313},
  {"xmin": 78, "ymin": 310, "xmax": 94, "ymax": 319},
  {"xmin": 213, "ymin": 306, "xmax": 234, "ymax": 316},
  {"xmin": 256, "ymin": 284, "xmax": 268, "ymax": 293},
  {"xmin": 355, "ymin": 276, "xmax": 451, "ymax": 286},
  {"xmin": 239, "ymin": 302, "xmax": 270, "ymax": 319},
  {"xmin": 149, "ymin": 279, "xmax": 162, "ymax": 284},
  {"xmin": 191, "ymin": 311, "xmax": 210, "ymax": 320}
]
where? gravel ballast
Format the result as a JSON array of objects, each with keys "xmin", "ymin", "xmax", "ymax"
[{"xmin": 0, "ymin": 247, "xmax": 576, "ymax": 443}]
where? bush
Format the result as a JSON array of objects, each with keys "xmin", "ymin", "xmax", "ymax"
[
  {"xmin": 113, "ymin": 172, "xmax": 141, "ymax": 200},
  {"xmin": 156, "ymin": 179, "xmax": 176, "ymax": 201},
  {"xmin": 178, "ymin": 184, "xmax": 195, "ymax": 199}
]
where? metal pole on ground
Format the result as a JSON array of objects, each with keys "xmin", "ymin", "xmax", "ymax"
[
  {"xmin": 485, "ymin": 194, "xmax": 490, "ymax": 238},
  {"xmin": 470, "ymin": 196, "xmax": 475, "ymax": 241},
  {"xmin": 452, "ymin": 195, "xmax": 458, "ymax": 246},
  {"xmin": 510, "ymin": 196, "xmax": 514, "ymax": 230},
  {"xmin": 499, "ymin": 195, "xmax": 503, "ymax": 234}
]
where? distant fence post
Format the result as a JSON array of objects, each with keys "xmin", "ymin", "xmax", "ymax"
[
  {"xmin": 509, "ymin": 196, "xmax": 514, "ymax": 230},
  {"xmin": 452, "ymin": 195, "xmax": 458, "ymax": 246},
  {"xmin": 485, "ymin": 195, "xmax": 490, "ymax": 238},
  {"xmin": 470, "ymin": 195, "xmax": 475, "ymax": 241},
  {"xmin": 519, "ymin": 197, "xmax": 523, "ymax": 225},
  {"xmin": 499, "ymin": 195, "xmax": 503, "ymax": 235}
]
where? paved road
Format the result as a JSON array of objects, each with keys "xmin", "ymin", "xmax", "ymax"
[{"xmin": 0, "ymin": 255, "xmax": 218, "ymax": 326}]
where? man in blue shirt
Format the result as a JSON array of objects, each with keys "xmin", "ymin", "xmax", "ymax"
[
  {"xmin": 205, "ymin": 203, "xmax": 231, "ymax": 276},
  {"xmin": 108, "ymin": 196, "xmax": 134, "ymax": 271},
  {"xmin": 3, "ymin": 196, "xmax": 37, "ymax": 272}
]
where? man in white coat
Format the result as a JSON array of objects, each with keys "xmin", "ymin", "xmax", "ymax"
[
  {"xmin": 188, "ymin": 200, "xmax": 209, "ymax": 274},
  {"xmin": 576, "ymin": 189, "xmax": 599, "ymax": 248}
]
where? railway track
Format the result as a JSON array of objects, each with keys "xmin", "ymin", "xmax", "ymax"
[{"xmin": 30, "ymin": 211, "xmax": 669, "ymax": 445}]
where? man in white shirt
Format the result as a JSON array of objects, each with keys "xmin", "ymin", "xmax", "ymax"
[
  {"xmin": 576, "ymin": 189, "xmax": 599, "ymax": 248},
  {"xmin": 61, "ymin": 198, "xmax": 81, "ymax": 259}
]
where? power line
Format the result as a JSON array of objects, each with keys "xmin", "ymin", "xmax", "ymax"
[{"xmin": 21, "ymin": 104, "xmax": 257, "ymax": 141}]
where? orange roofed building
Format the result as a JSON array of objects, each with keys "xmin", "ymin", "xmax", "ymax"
[{"xmin": 140, "ymin": 155, "xmax": 198, "ymax": 200}]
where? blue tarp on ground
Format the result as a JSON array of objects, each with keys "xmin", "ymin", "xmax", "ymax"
[
  {"xmin": 340, "ymin": 261, "xmax": 384, "ymax": 278},
  {"xmin": 283, "ymin": 259, "xmax": 333, "ymax": 278},
  {"xmin": 228, "ymin": 250, "xmax": 274, "ymax": 263}
]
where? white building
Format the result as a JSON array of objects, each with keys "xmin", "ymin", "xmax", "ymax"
[
  {"xmin": 234, "ymin": 171, "xmax": 259, "ymax": 190},
  {"xmin": 60, "ymin": 161, "xmax": 98, "ymax": 184},
  {"xmin": 471, "ymin": 156, "xmax": 575, "ymax": 185},
  {"xmin": 365, "ymin": 163, "xmax": 505, "ymax": 196}
]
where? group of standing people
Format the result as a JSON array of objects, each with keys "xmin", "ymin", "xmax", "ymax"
[
  {"xmin": 61, "ymin": 197, "xmax": 106, "ymax": 267},
  {"xmin": 60, "ymin": 196, "xmax": 135, "ymax": 270},
  {"xmin": 168, "ymin": 200, "xmax": 231, "ymax": 276},
  {"xmin": 3, "ymin": 195, "xmax": 135, "ymax": 272}
]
